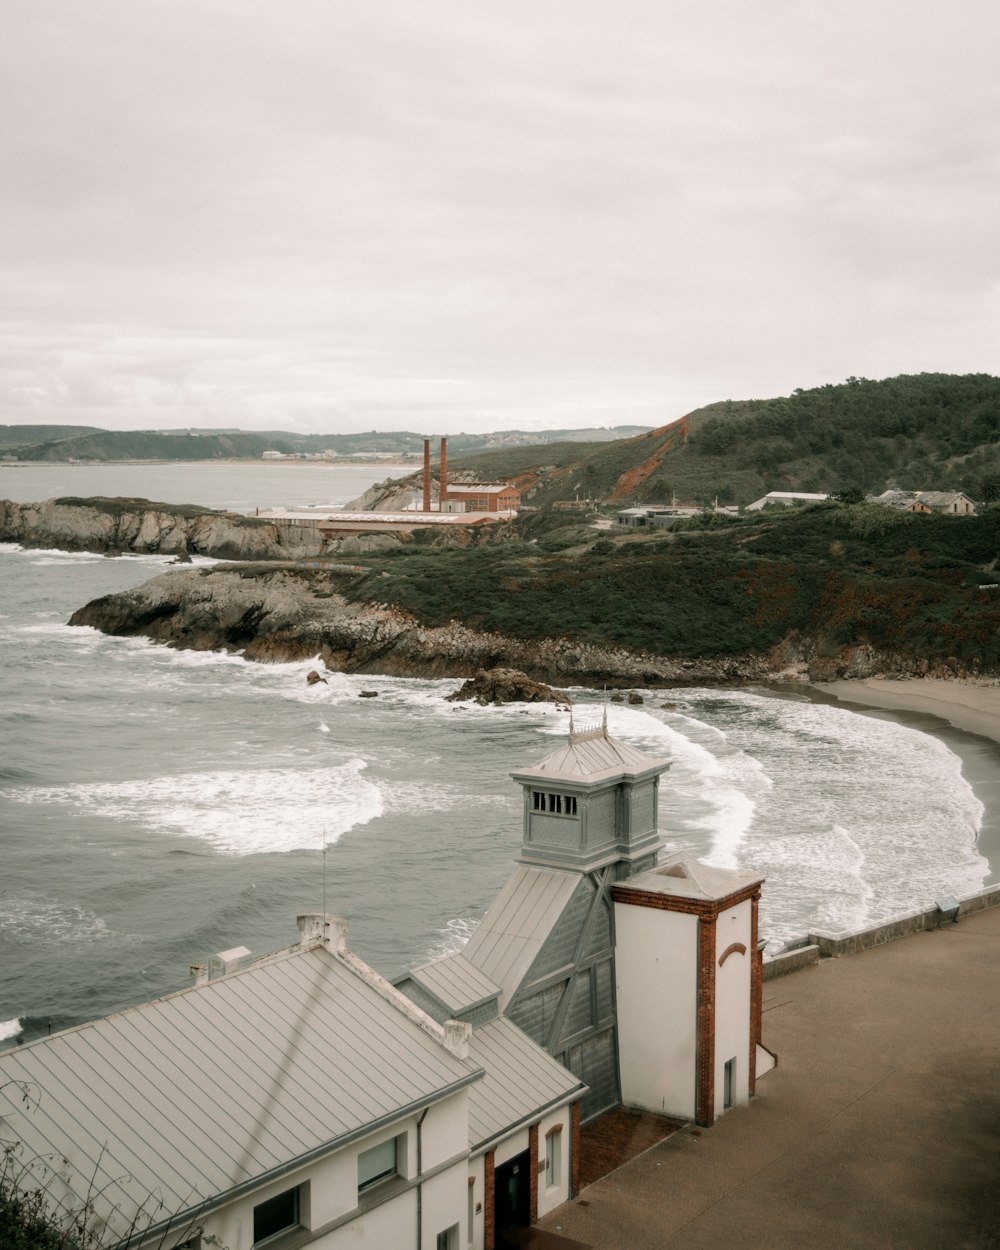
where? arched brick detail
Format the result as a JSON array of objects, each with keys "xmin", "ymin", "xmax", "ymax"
[{"xmin": 718, "ymin": 941, "xmax": 747, "ymax": 967}]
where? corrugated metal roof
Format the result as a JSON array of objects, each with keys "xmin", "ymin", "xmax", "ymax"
[
  {"xmin": 0, "ymin": 944, "xmax": 480, "ymax": 1240},
  {"xmin": 523, "ymin": 729, "xmax": 668, "ymax": 782},
  {"xmin": 467, "ymin": 1018, "xmax": 584, "ymax": 1151},
  {"xmin": 408, "ymin": 953, "xmax": 502, "ymax": 1015},
  {"xmin": 463, "ymin": 866, "xmax": 579, "ymax": 1007}
]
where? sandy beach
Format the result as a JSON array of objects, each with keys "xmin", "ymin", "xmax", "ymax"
[
  {"xmin": 811, "ymin": 678, "xmax": 1000, "ymax": 888},
  {"xmin": 812, "ymin": 677, "xmax": 1000, "ymax": 744}
]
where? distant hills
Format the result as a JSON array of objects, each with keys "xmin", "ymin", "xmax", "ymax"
[
  {"xmin": 5, "ymin": 374, "xmax": 1000, "ymax": 510},
  {"xmin": 442, "ymin": 373, "xmax": 1000, "ymax": 508},
  {"xmin": 0, "ymin": 424, "xmax": 651, "ymax": 464}
]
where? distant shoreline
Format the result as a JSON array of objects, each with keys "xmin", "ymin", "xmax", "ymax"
[
  {"xmin": 807, "ymin": 678, "xmax": 1000, "ymax": 888},
  {"xmin": 0, "ymin": 458, "xmax": 416, "ymax": 469}
]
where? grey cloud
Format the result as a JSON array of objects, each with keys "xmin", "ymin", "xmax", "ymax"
[{"xmin": 1, "ymin": 0, "xmax": 998, "ymax": 432}]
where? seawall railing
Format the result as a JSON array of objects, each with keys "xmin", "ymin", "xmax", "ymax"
[{"xmin": 763, "ymin": 882, "xmax": 1000, "ymax": 981}]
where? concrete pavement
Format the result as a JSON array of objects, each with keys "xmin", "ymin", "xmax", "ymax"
[{"xmin": 538, "ymin": 906, "xmax": 1000, "ymax": 1249}]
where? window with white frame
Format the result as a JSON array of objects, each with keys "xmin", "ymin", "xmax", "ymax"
[
  {"xmin": 545, "ymin": 1127, "xmax": 562, "ymax": 1188},
  {"xmin": 253, "ymin": 1185, "xmax": 303, "ymax": 1245},
  {"xmin": 358, "ymin": 1135, "xmax": 401, "ymax": 1192},
  {"xmin": 436, "ymin": 1225, "xmax": 459, "ymax": 1250}
]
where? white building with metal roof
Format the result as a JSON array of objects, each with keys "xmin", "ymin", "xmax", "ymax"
[
  {"xmin": 1, "ymin": 714, "xmax": 770, "ymax": 1250},
  {"xmin": 0, "ymin": 913, "xmax": 582, "ymax": 1250}
]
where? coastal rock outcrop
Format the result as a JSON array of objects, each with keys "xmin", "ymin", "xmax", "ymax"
[
  {"xmin": 66, "ymin": 563, "xmax": 789, "ymax": 685},
  {"xmin": 0, "ymin": 497, "xmax": 405, "ymax": 562},
  {"xmin": 65, "ymin": 563, "xmax": 975, "ymax": 688},
  {"xmin": 446, "ymin": 668, "xmax": 562, "ymax": 705}
]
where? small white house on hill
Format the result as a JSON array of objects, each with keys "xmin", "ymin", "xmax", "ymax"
[{"xmin": 745, "ymin": 491, "xmax": 828, "ymax": 510}]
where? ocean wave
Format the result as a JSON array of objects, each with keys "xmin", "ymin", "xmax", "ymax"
[
  {"xmin": 10, "ymin": 759, "xmax": 384, "ymax": 855},
  {"xmin": 0, "ymin": 896, "xmax": 110, "ymax": 945},
  {"xmin": 423, "ymin": 916, "xmax": 481, "ymax": 961},
  {"xmin": 0, "ymin": 1018, "xmax": 23, "ymax": 1043},
  {"xmin": 380, "ymin": 780, "xmax": 511, "ymax": 816},
  {"xmin": 679, "ymin": 688, "xmax": 988, "ymax": 945}
]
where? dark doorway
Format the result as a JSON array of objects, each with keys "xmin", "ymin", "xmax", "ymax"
[{"xmin": 495, "ymin": 1149, "xmax": 531, "ymax": 1246}]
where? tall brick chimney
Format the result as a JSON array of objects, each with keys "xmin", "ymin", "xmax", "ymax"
[
  {"xmin": 422, "ymin": 438, "xmax": 431, "ymax": 512},
  {"xmin": 439, "ymin": 437, "xmax": 448, "ymax": 510}
]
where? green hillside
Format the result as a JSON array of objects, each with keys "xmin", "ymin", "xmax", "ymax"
[
  {"xmin": 471, "ymin": 374, "xmax": 1000, "ymax": 508},
  {"xmin": 350, "ymin": 502, "xmax": 1000, "ymax": 672},
  {"xmin": 8, "ymin": 430, "xmax": 297, "ymax": 462},
  {"xmin": 0, "ymin": 424, "xmax": 103, "ymax": 450},
  {"xmin": 0, "ymin": 424, "xmax": 653, "ymax": 463}
]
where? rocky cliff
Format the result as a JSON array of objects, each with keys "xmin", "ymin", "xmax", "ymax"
[
  {"xmin": 66, "ymin": 563, "xmax": 945, "ymax": 686},
  {"xmin": 0, "ymin": 497, "xmax": 401, "ymax": 561}
]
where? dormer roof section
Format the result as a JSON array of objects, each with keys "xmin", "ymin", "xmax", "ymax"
[{"xmin": 513, "ymin": 714, "xmax": 670, "ymax": 787}]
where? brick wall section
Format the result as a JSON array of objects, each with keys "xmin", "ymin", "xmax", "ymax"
[
  {"xmin": 749, "ymin": 887, "xmax": 762, "ymax": 1095},
  {"xmin": 484, "ymin": 1149, "xmax": 495, "ymax": 1250},
  {"xmin": 529, "ymin": 1122, "xmax": 539, "ymax": 1225},
  {"xmin": 610, "ymin": 881, "xmax": 761, "ymax": 916},
  {"xmin": 571, "ymin": 1101, "xmax": 581, "ymax": 1198},
  {"xmin": 696, "ymin": 914, "xmax": 717, "ymax": 1126}
]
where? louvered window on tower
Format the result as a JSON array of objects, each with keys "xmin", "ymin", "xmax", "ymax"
[{"xmin": 532, "ymin": 791, "xmax": 577, "ymax": 815}]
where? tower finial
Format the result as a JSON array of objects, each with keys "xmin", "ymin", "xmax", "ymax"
[
  {"xmin": 569, "ymin": 705, "xmax": 576, "ymax": 739},
  {"xmin": 602, "ymin": 702, "xmax": 609, "ymax": 737}
]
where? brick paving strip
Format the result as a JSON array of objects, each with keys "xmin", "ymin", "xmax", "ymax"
[{"xmin": 536, "ymin": 905, "xmax": 1000, "ymax": 1250}]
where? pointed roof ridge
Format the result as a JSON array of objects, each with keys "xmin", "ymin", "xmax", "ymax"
[{"xmin": 514, "ymin": 707, "xmax": 669, "ymax": 781}]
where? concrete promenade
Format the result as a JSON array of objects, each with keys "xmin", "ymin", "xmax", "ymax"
[{"xmin": 537, "ymin": 905, "xmax": 1000, "ymax": 1249}]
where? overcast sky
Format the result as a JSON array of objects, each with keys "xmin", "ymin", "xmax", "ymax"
[{"xmin": 3, "ymin": 1, "xmax": 999, "ymax": 435}]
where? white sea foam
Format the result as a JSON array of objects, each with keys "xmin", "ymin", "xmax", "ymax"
[
  {"xmin": 0, "ymin": 896, "xmax": 110, "ymax": 945},
  {"xmin": 675, "ymin": 688, "xmax": 988, "ymax": 945},
  {"xmin": 380, "ymin": 780, "xmax": 510, "ymax": 816},
  {"xmin": 424, "ymin": 916, "xmax": 481, "ymax": 961},
  {"xmin": 0, "ymin": 1018, "xmax": 23, "ymax": 1042},
  {"xmin": 10, "ymin": 759, "xmax": 384, "ymax": 855}
]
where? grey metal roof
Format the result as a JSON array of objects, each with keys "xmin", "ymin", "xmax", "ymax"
[
  {"xmin": 467, "ymin": 1018, "xmax": 585, "ymax": 1151},
  {"xmin": 518, "ymin": 725, "xmax": 669, "ymax": 783},
  {"xmin": 408, "ymin": 953, "xmax": 502, "ymax": 1015},
  {"xmin": 0, "ymin": 944, "xmax": 480, "ymax": 1241},
  {"xmin": 463, "ymin": 866, "xmax": 579, "ymax": 1007},
  {"xmin": 622, "ymin": 857, "xmax": 764, "ymax": 903}
]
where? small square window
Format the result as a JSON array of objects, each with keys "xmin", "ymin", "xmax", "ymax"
[
  {"xmin": 253, "ymin": 1186, "xmax": 300, "ymax": 1245},
  {"xmin": 358, "ymin": 1136, "xmax": 400, "ymax": 1191}
]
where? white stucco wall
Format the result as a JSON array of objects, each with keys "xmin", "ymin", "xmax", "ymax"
[
  {"xmin": 535, "ymin": 1106, "xmax": 573, "ymax": 1220},
  {"xmin": 467, "ymin": 1154, "xmax": 486, "ymax": 1250},
  {"xmin": 714, "ymin": 899, "xmax": 752, "ymax": 1113},
  {"xmin": 202, "ymin": 1090, "xmax": 470, "ymax": 1250},
  {"xmin": 614, "ymin": 902, "xmax": 698, "ymax": 1120},
  {"xmin": 493, "ymin": 1126, "xmax": 529, "ymax": 1168}
]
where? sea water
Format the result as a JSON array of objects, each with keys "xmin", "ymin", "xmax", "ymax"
[{"xmin": 0, "ymin": 465, "xmax": 990, "ymax": 1045}]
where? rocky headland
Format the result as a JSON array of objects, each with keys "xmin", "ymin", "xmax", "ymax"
[
  {"xmin": 0, "ymin": 497, "xmax": 401, "ymax": 561},
  {"xmin": 65, "ymin": 562, "xmax": 967, "ymax": 687}
]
